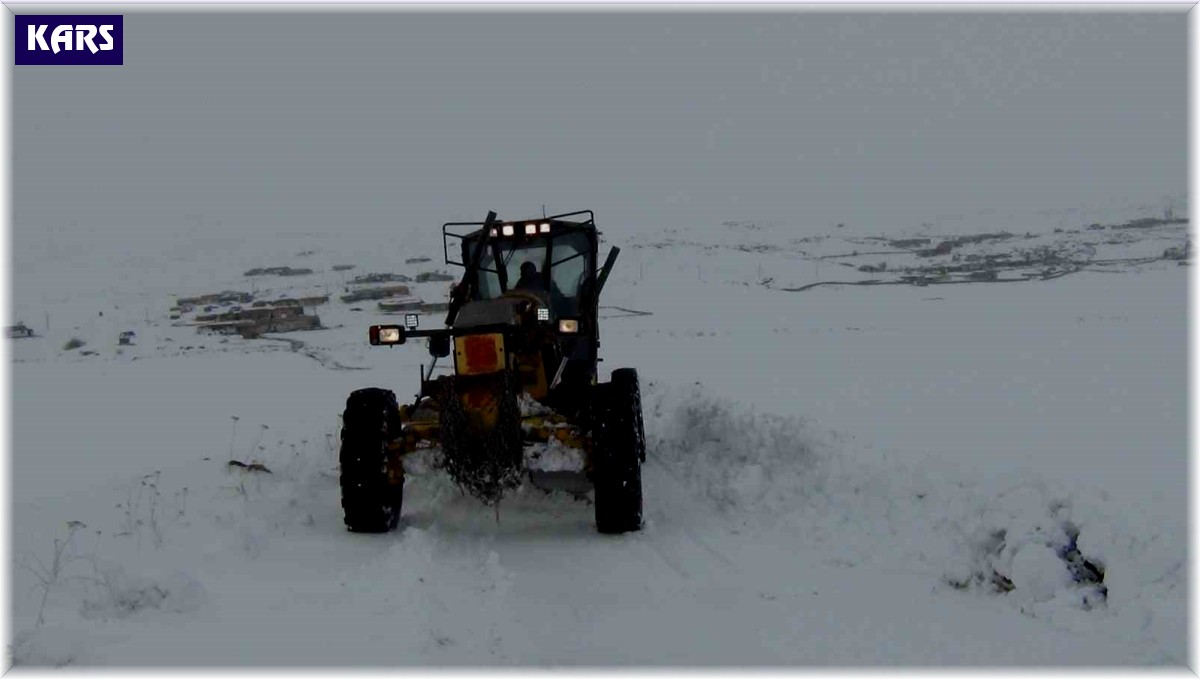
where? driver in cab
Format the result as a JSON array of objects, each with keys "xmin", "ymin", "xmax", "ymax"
[
  {"xmin": 514, "ymin": 261, "xmax": 572, "ymax": 318},
  {"xmin": 515, "ymin": 261, "xmax": 544, "ymax": 293}
]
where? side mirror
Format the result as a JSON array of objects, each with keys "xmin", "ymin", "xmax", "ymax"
[{"xmin": 428, "ymin": 333, "xmax": 451, "ymax": 358}]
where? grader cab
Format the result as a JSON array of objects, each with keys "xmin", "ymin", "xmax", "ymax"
[{"xmin": 339, "ymin": 211, "xmax": 644, "ymax": 534}]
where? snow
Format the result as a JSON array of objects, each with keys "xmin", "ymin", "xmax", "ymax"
[
  {"xmin": 6, "ymin": 199, "xmax": 1189, "ymax": 668},
  {"xmin": 522, "ymin": 437, "xmax": 587, "ymax": 474},
  {"xmin": 1009, "ymin": 543, "xmax": 1071, "ymax": 604}
]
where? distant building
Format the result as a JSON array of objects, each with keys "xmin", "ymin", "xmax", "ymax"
[
  {"xmin": 340, "ymin": 285, "xmax": 411, "ymax": 303},
  {"xmin": 351, "ymin": 273, "xmax": 409, "ymax": 285},
  {"xmin": 178, "ymin": 291, "xmax": 253, "ymax": 307},
  {"xmin": 378, "ymin": 298, "xmax": 423, "ymax": 312},
  {"xmin": 416, "ymin": 271, "xmax": 455, "ymax": 283},
  {"xmin": 243, "ymin": 266, "xmax": 314, "ymax": 277},
  {"xmin": 195, "ymin": 305, "xmax": 321, "ymax": 339}
]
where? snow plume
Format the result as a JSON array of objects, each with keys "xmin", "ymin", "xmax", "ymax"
[{"xmin": 644, "ymin": 382, "xmax": 830, "ymax": 512}]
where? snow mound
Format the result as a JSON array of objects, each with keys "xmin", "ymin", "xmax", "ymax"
[
  {"xmin": 1010, "ymin": 543, "xmax": 1072, "ymax": 604},
  {"xmin": 523, "ymin": 437, "xmax": 586, "ymax": 473}
]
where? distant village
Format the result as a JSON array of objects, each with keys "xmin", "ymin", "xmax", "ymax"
[
  {"xmin": 169, "ymin": 289, "xmax": 325, "ymax": 339},
  {"xmin": 171, "ymin": 265, "xmax": 458, "ymax": 339},
  {"xmin": 8, "ymin": 261, "xmax": 459, "ymax": 351}
]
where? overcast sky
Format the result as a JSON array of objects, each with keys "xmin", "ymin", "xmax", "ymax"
[{"xmin": 12, "ymin": 10, "xmax": 1187, "ymax": 249}]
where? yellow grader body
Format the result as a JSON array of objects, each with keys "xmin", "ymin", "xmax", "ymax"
[{"xmin": 389, "ymin": 328, "xmax": 589, "ymax": 475}]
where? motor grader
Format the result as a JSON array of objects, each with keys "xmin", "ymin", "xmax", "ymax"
[{"xmin": 339, "ymin": 210, "xmax": 644, "ymax": 534}]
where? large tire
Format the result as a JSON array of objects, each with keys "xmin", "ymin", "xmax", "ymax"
[
  {"xmin": 593, "ymin": 368, "xmax": 645, "ymax": 534},
  {"xmin": 340, "ymin": 388, "xmax": 404, "ymax": 533}
]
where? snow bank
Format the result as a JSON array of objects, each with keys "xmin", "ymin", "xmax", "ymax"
[{"xmin": 641, "ymin": 383, "xmax": 1187, "ymax": 662}]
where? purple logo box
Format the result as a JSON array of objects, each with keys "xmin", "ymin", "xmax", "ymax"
[{"xmin": 15, "ymin": 15, "xmax": 123, "ymax": 65}]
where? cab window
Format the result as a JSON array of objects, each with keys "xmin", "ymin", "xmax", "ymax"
[
  {"xmin": 466, "ymin": 231, "xmax": 592, "ymax": 317},
  {"xmin": 547, "ymin": 232, "xmax": 591, "ymax": 317}
]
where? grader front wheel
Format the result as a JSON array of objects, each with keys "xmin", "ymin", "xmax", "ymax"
[
  {"xmin": 339, "ymin": 388, "xmax": 404, "ymax": 533},
  {"xmin": 592, "ymin": 368, "xmax": 645, "ymax": 534}
]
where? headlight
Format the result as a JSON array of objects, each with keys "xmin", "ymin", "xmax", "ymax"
[
  {"xmin": 501, "ymin": 225, "xmax": 515, "ymax": 237},
  {"xmin": 536, "ymin": 307, "xmax": 550, "ymax": 322},
  {"xmin": 558, "ymin": 319, "xmax": 579, "ymax": 333},
  {"xmin": 370, "ymin": 325, "xmax": 406, "ymax": 345},
  {"xmin": 525, "ymin": 224, "xmax": 537, "ymax": 235},
  {"xmin": 540, "ymin": 223, "xmax": 551, "ymax": 233},
  {"xmin": 404, "ymin": 313, "xmax": 419, "ymax": 329}
]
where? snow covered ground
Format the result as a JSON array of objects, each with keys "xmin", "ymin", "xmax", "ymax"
[{"xmin": 7, "ymin": 200, "xmax": 1189, "ymax": 667}]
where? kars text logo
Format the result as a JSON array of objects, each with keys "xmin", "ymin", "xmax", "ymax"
[
  {"xmin": 28, "ymin": 24, "xmax": 115, "ymax": 54},
  {"xmin": 16, "ymin": 16, "xmax": 123, "ymax": 65}
]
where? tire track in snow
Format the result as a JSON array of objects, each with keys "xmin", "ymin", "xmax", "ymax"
[
  {"xmin": 598, "ymin": 305, "xmax": 654, "ymax": 318},
  {"xmin": 637, "ymin": 457, "xmax": 741, "ymax": 581},
  {"xmin": 258, "ymin": 335, "xmax": 370, "ymax": 371}
]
